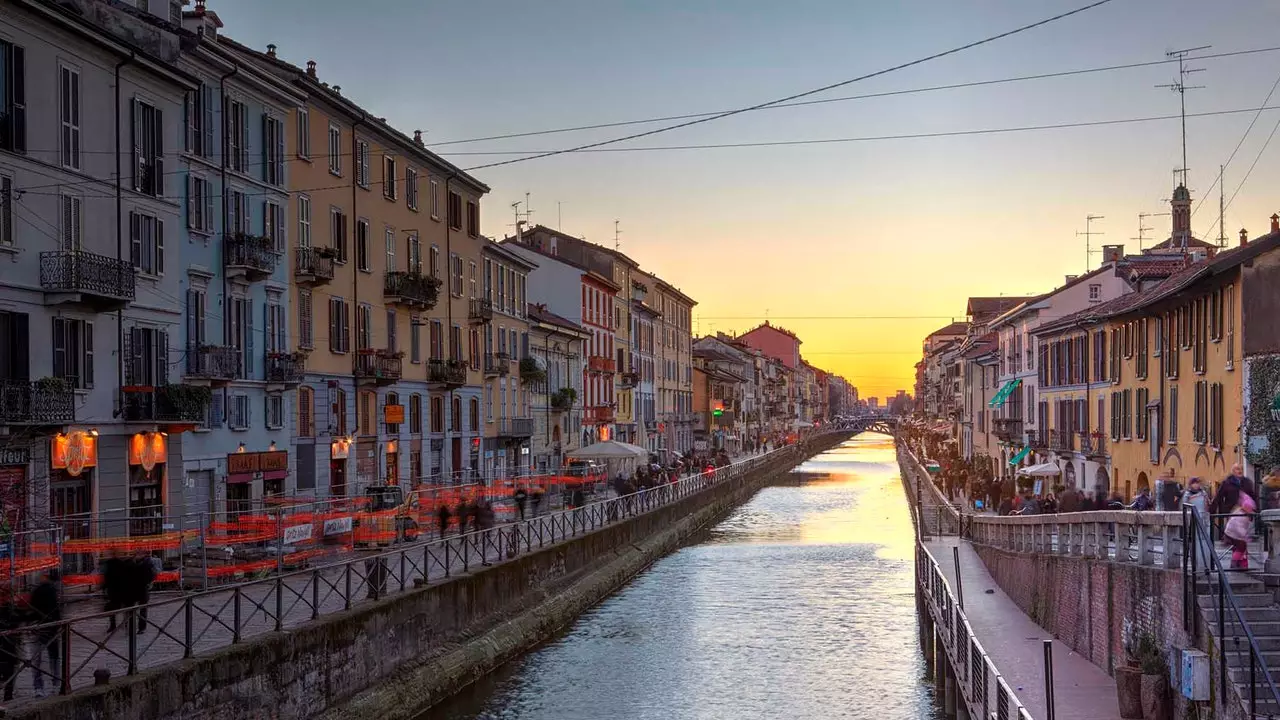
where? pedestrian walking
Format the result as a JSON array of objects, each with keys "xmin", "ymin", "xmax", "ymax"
[
  {"xmin": 457, "ymin": 501, "xmax": 471, "ymax": 535},
  {"xmin": 1058, "ymin": 485, "xmax": 1080, "ymax": 513},
  {"xmin": 1225, "ymin": 492, "xmax": 1257, "ymax": 569},
  {"xmin": 1130, "ymin": 486, "xmax": 1153, "ymax": 512},
  {"xmin": 1182, "ymin": 477, "xmax": 1213, "ymax": 570},
  {"xmin": 514, "ymin": 487, "xmax": 528, "ymax": 521},
  {"xmin": 134, "ymin": 553, "xmax": 156, "ymax": 633},
  {"xmin": 102, "ymin": 550, "xmax": 128, "ymax": 633},
  {"xmin": 437, "ymin": 503, "xmax": 452, "ymax": 538},
  {"xmin": 531, "ymin": 488, "xmax": 545, "ymax": 517},
  {"xmin": 29, "ymin": 569, "xmax": 61, "ymax": 697},
  {"xmin": 0, "ymin": 602, "xmax": 19, "ymax": 702}
]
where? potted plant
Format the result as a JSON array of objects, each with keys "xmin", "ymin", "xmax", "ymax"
[
  {"xmin": 34, "ymin": 376, "xmax": 69, "ymax": 393},
  {"xmin": 519, "ymin": 357, "xmax": 545, "ymax": 384},
  {"xmin": 315, "ymin": 246, "xmax": 337, "ymax": 259},
  {"xmin": 1136, "ymin": 633, "xmax": 1170, "ymax": 720}
]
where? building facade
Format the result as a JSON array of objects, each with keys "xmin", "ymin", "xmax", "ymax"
[
  {"xmin": 479, "ymin": 242, "xmax": 534, "ymax": 478},
  {"xmin": 527, "ymin": 304, "xmax": 588, "ymax": 472}
]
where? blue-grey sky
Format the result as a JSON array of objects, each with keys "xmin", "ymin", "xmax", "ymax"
[{"xmin": 211, "ymin": 0, "xmax": 1280, "ymax": 396}]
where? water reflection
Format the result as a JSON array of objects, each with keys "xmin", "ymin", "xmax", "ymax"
[{"xmin": 428, "ymin": 434, "xmax": 940, "ymax": 720}]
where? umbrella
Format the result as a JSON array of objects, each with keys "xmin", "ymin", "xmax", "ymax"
[
  {"xmin": 1017, "ymin": 462, "xmax": 1061, "ymax": 477},
  {"xmin": 567, "ymin": 440, "xmax": 649, "ymax": 461}
]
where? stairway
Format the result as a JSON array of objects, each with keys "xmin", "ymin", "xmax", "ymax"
[{"xmin": 1196, "ymin": 572, "xmax": 1280, "ymax": 718}]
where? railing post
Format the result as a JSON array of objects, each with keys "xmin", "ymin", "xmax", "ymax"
[
  {"xmin": 233, "ymin": 586, "xmax": 243, "ymax": 643},
  {"xmin": 345, "ymin": 563, "xmax": 353, "ymax": 610},
  {"xmin": 312, "ymin": 569, "xmax": 320, "ymax": 620},
  {"xmin": 275, "ymin": 576, "xmax": 284, "ymax": 631},
  {"xmin": 1162, "ymin": 525, "xmax": 1177, "ymax": 569},
  {"xmin": 127, "ymin": 609, "xmax": 138, "ymax": 674},
  {"xmin": 1136, "ymin": 523, "xmax": 1150, "ymax": 566},
  {"xmin": 184, "ymin": 596, "xmax": 193, "ymax": 658}
]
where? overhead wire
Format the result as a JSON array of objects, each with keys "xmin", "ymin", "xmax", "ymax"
[
  {"xmin": 1190, "ymin": 65, "xmax": 1280, "ymax": 228},
  {"xmin": 458, "ymin": 0, "xmax": 1119, "ymax": 171}
]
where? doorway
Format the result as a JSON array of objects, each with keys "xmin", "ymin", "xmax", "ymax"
[
  {"xmin": 451, "ymin": 438, "xmax": 462, "ymax": 480},
  {"xmin": 330, "ymin": 459, "xmax": 348, "ymax": 498}
]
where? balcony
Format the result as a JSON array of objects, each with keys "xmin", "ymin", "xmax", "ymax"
[
  {"xmin": 354, "ymin": 351, "xmax": 402, "ymax": 386},
  {"xmin": 1078, "ymin": 432, "xmax": 1108, "ymax": 458},
  {"xmin": 224, "ymin": 233, "xmax": 277, "ymax": 281},
  {"xmin": 185, "ymin": 344, "xmax": 240, "ymax": 384},
  {"xmin": 618, "ymin": 371, "xmax": 640, "ymax": 388},
  {"xmin": 992, "ymin": 417, "xmax": 1024, "ymax": 442},
  {"xmin": 584, "ymin": 405, "xmax": 615, "ymax": 424},
  {"xmin": 384, "ymin": 271, "xmax": 440, "ymax": 309},
  {"xmin": 550, "ymin": 388, "xmax": 576, "ymax": 412},
  {"xmin": 39, "ymin": 251, "xmax": 135, "ymax": 310},
  {"xmin": 484, "ymin": 353, "xmax": 510, "ymax": 377},
  {"xmin": 294, "ymin": 246, "xmax": 335, "ymax": 286},
  {"xmin": 1048, "ymin": 429, "xmax": 1076, "ymax": 453},
  {"xmin": 588, "ymin": 356, "xmax": 616, "ymax": 373},
  {"xmin": 121, "ymin": 384, "xmax": 208, "ymax": 424},
  {"xmin": 265, "ymin": 352, "xmax": 306, "ymax": 385},
  {"xmin": 496, "ymin": 417, "xmax": 534, "ymax": 438},
  {"xmin": 0, "ymin": 380, "xmax": 76, "ymax": 426},
  {"xmin": 428, "ymin": 359, "xmax": 467, "ymax": 387},
  {"xmin": 469, "ymin": 298, "xmax": 493, "ymax": 323}
]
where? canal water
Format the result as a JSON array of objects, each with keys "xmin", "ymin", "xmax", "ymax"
[{"xmin": 428, "ymin": 434, "xmax": 940, "ymax": 720}]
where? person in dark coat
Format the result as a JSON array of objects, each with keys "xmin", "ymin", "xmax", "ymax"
[
  {"xmin": 531, "ymin": 488, "xmax": 545, "ymax": 517},
  {"xmin": 133, "ymin": 553, "xmax": 156, "ymax": 633},
  {"xmin": 513, "ymin": 487, "xmax": 528, "ymax": 521},
  {"xmin": 456, "ymin": 501, "xmax": 471, "ymax": 535},
  {"xmin": 102, "ymin": 550, "xmax": 129, "ymax": 632},
  {"xmin": 0, "ymin": 602, "xmax": 19, "ymax": 701},
  {"xmin": 29, "ymin": 569, "xmax": 61, "ymax": 696},
  {"xmin": 437, "ymin": 503, "xmax": 452, "ymax": 538}
]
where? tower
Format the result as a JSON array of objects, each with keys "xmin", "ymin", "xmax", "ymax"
[{"xmin": 1171, "ymin": 184, "xmax": 1192, "ymax": 251}]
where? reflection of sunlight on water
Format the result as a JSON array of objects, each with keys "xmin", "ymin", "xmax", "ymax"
[{"xmin": 430, "ymin": 432, "xmax": 939, "ymax": 720}]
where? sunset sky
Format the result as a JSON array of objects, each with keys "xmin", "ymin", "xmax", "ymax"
[{"xmin": 214, "ymin": 0, "xmax": 1280, "ymax": 398}]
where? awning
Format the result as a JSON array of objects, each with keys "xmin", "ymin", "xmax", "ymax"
[
  {"xmin": 988, "ymin": 378, "xmax": 1022, "ymax": 408},
  {"xmin": 1008, "ymin": 446, "xmax": 1031, "ymax": 465},
  {"xmin": 1017, "ymin": 461, "xmax": 1061, "ymax": 477},
  {"xmin": 227, "ymin": 473, "xmax": 253, "ymax": 484}
]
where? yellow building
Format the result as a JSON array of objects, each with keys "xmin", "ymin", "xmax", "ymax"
[
  {"xmin": 223, "ymin": 46, "xmax": 490, "ymax": 495},
  {"xmin": 478, "ymin": 243, "xmax": 535, "ymax": 478}
]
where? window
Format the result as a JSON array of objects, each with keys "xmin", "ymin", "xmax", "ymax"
[
  {"xmin": 1226, "ymin": 285, "xmax": 1235, "ymax": 369},
  {"xmin": 358, "ymin": 390, "xmax": 376, "ymax": 436},
  {"xmin": 385, "ymin": 227, "xmax": 396, "ymax": 271},
  {"xmin": 410, "ymin": 316, "xmax": 422, "ymax": 363},
  {"xmin": 0, "ymin": 41, "xmax": 26, "ymax": 153},
  {"xmin": 356, "ymin": 219, "xmax": 370, "ymax": 272},
  {"xmin": 60, "ymin": 66, "xmax": 80, "ymax": 169},
  {"xmin": 297, "ymin": 195, "xmax": 312, "ymax": 249},
  {"xmin": 409, "ymin": 393, "xmax": 422, "ymax": 434},
  {"xmin": 129, "ymin": 212, "xmax": 164, "ymax": 275},
  {"xmin": 229, "ymin": 297, "xmax": 253, "ymax": 376},
  {"xmin": 328, "ymin": 297, "xmax": 350, "ymax": 353},
  {"xmin": 385, "ymin": 393, "xmax": 400, "ymax": 434},
  {"xmin": 448, "ymin": 191, "xmax": 462, "ymax": 230},
  {"xmin": 430, "ymin": 179, "xmax": 440, "ymax": 219},
  {"xmin": 328, "ymin": 123, "xmax": 342, "ymax": 175},
  {"xmin": 357, "ymin": 303, "xmax": 373, "ymax": 350},
  {"xmin": 0, "ymin": 176, "xmax": 11, "ymax": 247},
  {"xmin": 469, "ymin": 328, "xmax": 480, "ymax": 370},
  {"xmin": 466, "ymin": 201, "xmax": 479, "ymax": 237},
  {"xmin": 430, "ymin": 245, "xmax": 440, "ymax": 278},
  {"xmin": 263, "ymin": 114, "xmax": 285, "ymax": 185},
  {"xmin": 294, "ymin": 386, "xmax": 315, "ymax": 436},
  {"xmin": 430, "ymin": 396, "xmax": 444, "ymax": 433},
  {"xmin": 185, "ymin": 83, "xmax": 214, "ymax": 157},
  {"xmin": 407, "ymin": 235, "xmax": 421, "ymax": 274},
  {"xmin": 229, "ymin": 394, "xmax": 250, "ymax": 430},
  {"xmin": 430, "ymin": 320, "xmax": 443, "ymax": 360},
  {"xmin": 406, "ymin": 167, "xmax": 419, "ymax": 210},
  {"xmin": 186, "ymin": 176, "xmax": 214, "ymax": 232},
  {"xmin": 451, "ymin": 325, "xmax": 463, "ymax": 362},
  {"xmin": 1135, "ymin": 387, "xmax": 1148, "ymax": 441},
  {"xmin": 450, "ymin": 253, "xmax": 463, "ymax": 296},
  {"xmin": 383, "ymin": 155, "xmax": 397, "ymax": 200},
  {"xmin": 59, "ymin": 194, "xmax": 82, "ymax": 250},
  {"xmin": 1168, "ymin": 386, "xmax": 1179, "ymax": 443},
  {"xmin": 51, "ymin": 318, "xmax": 93, "ymax": 389},
  {"xmin": 224, "ymin": 98, "xmax": 248, "ymax": 173},
  {"xmin": 132, "ymin": 99, "xmax": 164, "ymax": 196},
  {"xmin": 1193, "ymin": 380, "xmax": 1207, "ymax": 444},
  {"xmin": 296, "ymin": 109, "xmax": 310, "ymax": 159},
  {"xmin": 330, "ymin": 207, "xmax": 347, "ymax": 262},
  {"xmin": 331, "ymin": 387, "xmax": 347, "ymax": 436},
  {"xmin": 265, "ymin": 200, "xmax": 285, "ymax": 253},
  {"xmin": 356, "ymin": 139, "xmax": 370, "ymax": 188},
  {"xmin": 470, "ymin": 397, "xmax": 480, "ymax": 432},
  {"xmin": 386, "ymin": 308, "xmax": 397, "ymax": 353},
  {"xmin": 266, "ymin": 300, "xmax": 285, "ymax": 353},
  {"xmin": 451, "ymin": 396, "xmax": 462, "ymax": 432},
  {"xmin": 266, "ymin": 394, "xmax": 284, "ymax": 430},
  {"xmin": 298, "ymin": 288, "xmax": 314, "ymax": 349},
  {"xmin": 1088, "ymin": 283, "xmax": 1100, "ymax": 301},
  {"xmin": 1136, "ymin": 317, "xmax": 1148, "ymax": 379},
  {"xmin": 469, "ymin": 261, "xmax": 477, "ymax": 298},
  {"xmin": 226, "ymin": 189, "xmax": 251, "ymax": 234},
  {"xmin": 1122, "ymin": 389, "xmax": 1132, "ymax": 439}
]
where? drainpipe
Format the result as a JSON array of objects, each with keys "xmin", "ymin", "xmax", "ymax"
[
  {"xmin": 444, "ymin": 173, "xmax": 459, "ymax": 479},
  {"xmin": 219, "ymin": 64, "xmax": 238, "ymax": 396},
  {"xmin": 348, "ymin": 112, "xmax": 364, "ymax": 483},
  {"xmin": 113, "ymin": 52, "xmax": 135, "ymax": 418}
]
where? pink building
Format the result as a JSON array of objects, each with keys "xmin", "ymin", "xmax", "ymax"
[{"xmin": 737, "ymin": 322, "xmax": 802, "ymax": 369}]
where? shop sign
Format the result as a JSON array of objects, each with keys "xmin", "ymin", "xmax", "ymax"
[
  {"xmin": 0, "ymin": 447, "xmax": 30, "ymax": 466},
  {"xmin": 282, "ymin": 523, "xmax": 313, "ymax": 545},
  {"xmin": 331, "ymin": 438, "xmax": 351, "ymax": 460},
  {"xmin": 51, "ymin": 431, "xmax": 98, "ymax": 477},
  {"xmin": 128, "ymin": 432, "xmax": 168, "ymax": 471},
  {"xmin": 228, "ymin": 450, "xmax": 289, "ymax": 475},
  {"xmin": 323, "ymin": 517, "xmax": 354, "ymax": 536},
  {"xmin": 384, "ymin": 404, "xmax": 405, "ymax": 424}
]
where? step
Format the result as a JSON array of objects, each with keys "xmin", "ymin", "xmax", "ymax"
[
  {"xmin": 1201, "ymin": 620, "xmax": 1280, "ymax": 641},
  {"xmin": 1197, "ymin": 577, "xmax": 1268, "ymax": 596},
  {"xmin": 1200, "ymin": 592, "xmax": 1277, "ymax": 609}
]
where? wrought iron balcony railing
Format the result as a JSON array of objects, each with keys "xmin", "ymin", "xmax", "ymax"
[
  {"xmin": 1049, "ymin": 429, "xmax": 1076, "ymax": 452},
  {"xmin": 265, "ymin": 352, "xmax": 306, "ymax": 384},
  {"xmin": 1078, "ymin": 432, "xmax": 1108, "ymax": 457},
  {"xmin": 496, "ymin": 417, "xmax": 534, "ymax": 438},
  {"xmin": 185, "ymin": 344, "xmax": 241, "ymax": 382},
  {"xmin": 584, "ymin": 406, "xmax": 615, "ymax": 424},
  {"xmin": 224, "ymin": 233, "xmax": 277, "ymax": 279},
  {"xmin": 469, "ymin": 298, "xmax": 493, "ymax": 322},
  {"xmin": 428, "ymin": 358, "xmax": 467, "ymax": 386},
  {"xmin": 39, "ymin": 250, "xmax": 136, "ymax": 307},
  {"xmin": 121, "ymin": 385, "xmax": 208, "ymax": 423},
  {"xmin": 0, "ymin": 380, "xmax": 76, "ymax": 425},
  {"xmin": 483, "ymin": 353, "xmax": 510, "ymax": 377},
  {"xmin": 294, "ymin": 246, "xmax": 335, "ymax": 285},
  {"xmin": 384, "ymin": 272, "xmax": 440, "ymax": 308},
  {"xmin": 992, "ymin": 417, "xmax": 1023, "ymax": 442},
  {"xmin": 354, "ymin": 351, "xmax": 402, "ymax": 384}
]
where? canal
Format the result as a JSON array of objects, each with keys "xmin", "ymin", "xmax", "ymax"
[{"xmin": 428, "ymin": 434, "xmax": 940, "ymax": 720}]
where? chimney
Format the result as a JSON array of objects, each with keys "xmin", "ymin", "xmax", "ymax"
[
  {"xmin": 1271, "ymin": 214, "xmax": 1279, "ymax": 233},
  {"xmin": 332, "ymin": 85, "xmax": 341, "ymax": 95},
  {"xmin": 195, "ymin": 0, "xmax": 206, "ymax": 14},
  {"xmin": 1240, "ymin": 228, "xmax": 1249, "ymax": 247},
  {"xmin": 413, "ymin": 130, "xmax": 424, "ymax": 147},
  {"xmin": 266, "ymin": 44, "xmax": 277, "ymax": 58},
  {"xmin": 1065, "ymin": 275, "xmax": 1078, "ymax": 284},
  {"xmin": 305, "ymin": 60, "xmax": 317, "ymax": 79},
  {"xmin": 1101, "ymin": 244, "xmax": 1124, "ymax": 264}
]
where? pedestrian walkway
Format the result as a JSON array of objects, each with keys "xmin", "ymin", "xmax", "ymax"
[{"xmin": 924, "ymin": 537, "xmax": 1123, "ymax": 720}]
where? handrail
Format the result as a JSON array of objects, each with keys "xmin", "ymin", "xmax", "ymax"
[{"xmin": 1183, "ymin": 506, "xmax": 1280, "ymax": 719}]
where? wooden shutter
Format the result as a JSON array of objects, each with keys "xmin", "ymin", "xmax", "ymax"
[
  {"xmin": 155, "ymin": 330, "xmax": 168, "ymax": 385},
  {"xmin": 245, "ymin": 298, "xmax": 254, "ymax": 376},
  {"xmin": 131, "ymin": 99, "xmax": 142, "ymax": 192},
  {"xmin": 153, "ymin": 106, "xmax": 164, "ymax": 196},
  {"xmin": 51, "ymin": 318, "xmax": 66, "ymax": 381},
  {"xmin": 202, "ymin": 85, "xmax": 213, "ymax": 157},
  {"xmin": 329, "ymin": 298, "xmax": 338, "ymax": 352},
  {"xmin": 10, "ymin": 45, "xmax": 24, "ymax": 153},
  {"xmin": 83, "ymin": 320, "xmax": 93, "ymax": 388},
  {"xmin": 156, "ymin": 218, "xmax": 164, "ymax": 274}
]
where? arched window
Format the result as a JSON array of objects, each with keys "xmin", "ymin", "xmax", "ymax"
[
  {"xmin": 358, "ymin": 390, "xmax": 376, "ymax": 436},
  {"xmin": 430, "ymin": 396, "xmax": 444, "ymax": 433},
  {"xmin": 409, "ymin": 393, "xmax": 422, "ymax": 434},
  {"xmin": 451, "ymin": 396, "xmax": 462, "ymax": 432},
  {"xmin": 298, "ymin": 386, "xmax": 315, "ymax": 437},
  {"xmin": 469, "ymin": 397, "xmax": 480, "ymax": 433},
  {"xmin": 385, "ymin": 392, "xmax": 400, "ymax": 434}
]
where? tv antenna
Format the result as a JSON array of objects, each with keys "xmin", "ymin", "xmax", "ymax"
[
  {"xmin": 1133, "ymin": 211, "xmax": 1170, "ymax": 253},
  {"xmin": 1156, "ymin": 45, "xmax": 1208, "ymax": 188},
  {"xmin": 1217, "ymin": 163, "xmax": 1227, "ymax": 247},
  {"xmin": 1077, "ymin": 215, "xmax": 1105, "ymax": 272},
  {"xmin": 614, "ymin": 220, "xmax": 622, "ymax": 251}
]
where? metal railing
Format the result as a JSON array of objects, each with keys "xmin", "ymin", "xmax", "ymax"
[
  {"xmin": 383, "ymin": 271, "xmax": 439, "ymax": 308},
  {"xmin": 185, "ymin": 344, "xmax": 241, "ymax": 381},
  {"xmin": 1077, "ymin": 432, "xmax": 1107, "ymax": 457},
  {"xmin": 265, "ymin": 352, "xmax": 306, "ymax": 384},
  {"xmin": 353, "ymin": 352, "xmax": 402, "ymax": 383},
  {"xmin": 223, "ymin": 233, "xmax": 277, "ymax": 277},
  {"xmin": 0, "ymin": 380, "xmax": 76, "ymax": 425},
  {"xmin": 917, "ymin": 542, "xmax": 1033, "ymax": 720},
  {"xmin": 120, "ymin": 385, "xmax": 207, "ymax": 423},
  {"xmin": 483, "ymin": 353, "xmax": 509, "ymax": 377},
  {"xmin": 1182, "ymin": 507, "xmax": 1280, "ymax": 720},
  {"xmin": 468, "ymin": 298, "xmax": 493, "ymax": 322},
  {"xmin": 428, "ymin": 358, "xmax": 467, "ymax": 386},
  {"xmin": 293, "ymin": 246, "xmax": 335, "ymax": 283},
  {"xmin": 0, "ymin": 433, "xmax": 847, "ymax": 702},
  {"xmin": 1048, "ymin": 429, "xmax": 1075, "ymax": 452},
  {"xmin": 497, "ymin": 417, "xmax": 534, "ymax": 438},
  {"xmin": 38, "ymin": 250, "xmax": 135, "ymax": 302}
]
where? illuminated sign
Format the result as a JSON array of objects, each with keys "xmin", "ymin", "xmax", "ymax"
[
  {"xmin": 128, "ymin": 432, "xmax": 167, "ymax": 471},
  {"xmin": 384, "ymin": 404, "xmax": 405, "ymax": 424},
  {"xmin": 227, "ymin": 450, "xmax": 288, "ymax": 475},
  {"xmin": 51, "ymin": 431, "xmax": 98, "ymax": 477}
]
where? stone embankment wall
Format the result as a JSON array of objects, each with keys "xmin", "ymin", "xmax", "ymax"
[{"xmin": 20, "ymin": 434, "xmax": 848, "ymax": 720}]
